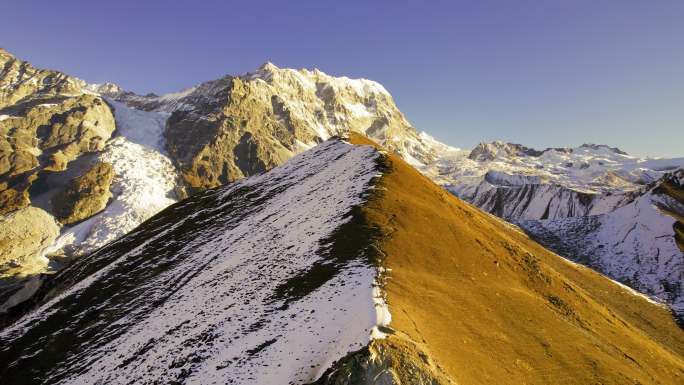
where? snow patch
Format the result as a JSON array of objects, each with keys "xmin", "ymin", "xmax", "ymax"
[
  {"xmin": 44, "ymin": 101, "xmax": 178, "ymax": 259},
  {"xmin": 1, "ymin": 139, "xmax": 385, "ymax": 385},
  {"xmin": 53, "ymin": 137, "xmax": 178, "ymax": 257}
]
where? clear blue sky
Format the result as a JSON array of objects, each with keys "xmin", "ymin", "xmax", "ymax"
[{"xmin": 2, "ymin": 1, "xmax": 683, "ymax": 156}]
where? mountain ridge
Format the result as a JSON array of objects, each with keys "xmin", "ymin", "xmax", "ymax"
[
  {"xmin": 3, "ymin": 134, "xmax": 683, "ymax": 384},
  {"xmin": 1, "ymin": 48, "xmax": 684, "ymax": 341}
]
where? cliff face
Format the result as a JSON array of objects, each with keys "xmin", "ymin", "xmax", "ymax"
[
  {"xmin": 52, "ymin": 162, "xmax": 113, "ymax": 225},
  {"xmin": 105, "ymin": 63, "xmax": 437, "ymax": 192},
  {"xmin": 0, "ymin": 94, "xmax": 115, "ymax": 214},
  {"xmin": 0, "ymin": 48, "xmax": 85, "ymax": 108},
  {"xmin": 0, "ymin": 50, "xmax": 117, "ymax": 284}
]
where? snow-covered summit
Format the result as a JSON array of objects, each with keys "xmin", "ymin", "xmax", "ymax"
[{"xmin": 433, "ymin": 140, "xmax": 684, "ymax": 195}]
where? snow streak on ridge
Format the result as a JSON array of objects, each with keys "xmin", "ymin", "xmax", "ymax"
[{"xmin": 0, "ymin": 139, "xmax": 385, "ymax": 385}]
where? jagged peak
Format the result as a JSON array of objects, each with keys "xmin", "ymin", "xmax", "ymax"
[
  {"xmin": 469, "ymin": 140, "xmax": 635, "ymax": 161},
  {"xmin": 580, "ymin": 143, "xmax": 629, "ymax": 155},
  {"xmin": 257, "ymin": 61, "xmax": 280, "ymax": 72},
  {"xmin": 468, "ymin": 141, "xmax": 543, "ymax": 161},
  {"xmin": 84, "ymin": 82, "xmax": 123, "ymax": 96}
]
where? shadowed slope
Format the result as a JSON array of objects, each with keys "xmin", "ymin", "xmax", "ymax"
[{"xmin": 350, "ymin": 133, "xmax": 684, "ymax": 385}]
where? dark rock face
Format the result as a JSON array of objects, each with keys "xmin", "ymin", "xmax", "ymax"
[
  {"xmin": 580, "ymin": 143, "xmax": 628, "ymax": 155},
  {"xmin": 452, "ymin": 182, "xmax": 600, "ymax": 220},
  {"xmin": 468, "ymin": 141, "xmax": 542, "ymax": 161},
  {"xmin": 52, "ymin": 162, "xmax": 113, "ymax": 225}
]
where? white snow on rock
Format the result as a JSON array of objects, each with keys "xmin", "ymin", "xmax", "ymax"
[
  {"xmin": 519, "ymin": 188, "xmax": 684, "ymax": 317},
  {"xmin": 107, "ymin": 99, "xmax": 171, "ymax": 152},
  {"xmin": 49, "ymin": 101, "xmax": 178, "ymax": 258},
  {"xmin": 1, "ymin": 139, "xmax": 387, "ymax": 385},
  {"xmin": 419, "ymin": 140, "xmax": 684, "ymax": 196}
]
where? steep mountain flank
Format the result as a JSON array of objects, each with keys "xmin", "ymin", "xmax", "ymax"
[
  {"xmin": 424, "ymin": 140, "xmax": 683, "ymax": 221},
  {"xmin": 103, "ymin": 62, "xmax": 436, "ymax": 192},
  {"xmin": 0, "ymin": 50, "xmax": 177, "ymax": 284},
  {"xmin": 0, "ymin": 49, "xmax": 119, "ymax": 284},
  {"xmin": 520, "ymin": 168, "xmax": 684, "ymax": 323},
  {"xmin": 0, "ymin": 138, "xmax": 386, "ymax": 384},
  {"xmin": 2, "ymin": 135, "xmax": 683, "ymax": 385},
  {"xmin": 347, "ymin": 134, "xmax": 684, "ymax": 384}
]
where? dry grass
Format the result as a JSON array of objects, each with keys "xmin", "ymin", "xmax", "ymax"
[{"xmin": 349, "ymin": 133, "xmax": 684, "ymax": 385}]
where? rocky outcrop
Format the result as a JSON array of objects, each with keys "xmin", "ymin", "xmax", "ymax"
[
  {"xmin": 52, "ymin": 162, "xmax": 113, "ymax": 225},
  {"xmin": 0, "ymin": 94, "xmax": 115, "ymax": 214},
  {"xmin": 0, "ymin": 48, "xmax": 85, "ymax": 108},
  {"xmin": 0, "ymin": 49, "xmax": 116, "ymax": 215},
  {"xmin": 310, "ymin": 337, "xmax": 454, "ymax": 385},
  {"xmin": 0, "ymin": 49, "xmax": 117, "ymax": 286},
  {"xmin": 163, "ymin": 76, "xmax": 296, "ymax": 189},
  {"xmin": 0, "ymin": 206, "xmax": 59, "ymax": 278}
]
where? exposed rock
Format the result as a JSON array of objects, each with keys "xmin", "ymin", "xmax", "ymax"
[
  {"xmin": 0, "ymin": 206, "xmax": 59, "ymax": 279},
  {"xmin": 468, "ymin": 141, "xmax": 543, "ymax": 161},
  {"xmin": 0, "ymin": 94, "xmax": 115, "ymax": 214},
  {"xmin": 580, "ymin": 143, "xmax": 628, "ymax": 155},
  {"xmin": 310, "ymin": 337, "xmax": 454, "ymax": 385},
  {"xmin": 0, "ymin": 48, "xmax": 85, "ymax": 108},
  {"xmin": 52, "ymin": 162, "xmax": 113, "ymax": 225}
]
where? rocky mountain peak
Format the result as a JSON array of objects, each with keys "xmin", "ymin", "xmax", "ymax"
[
  {"xmin": 85, "ymin": 82, "xmax": 123, "ymax": 96},
  {"xmin": 468, "ymin": 141, "xmax": 541, "ymax": 161},
  {"xmin": 0, "ymin": 47, "xmax": 14, "ymax": 60},
  {"xmin": 580, "ymin": 143, "xmax": 628, "ymax": 155},
  {"xmin": 257, "ymin": 61, "xmax": 279, "ymax": 72},
  {"xmin": 99, "ymin": 61, "xmax": 433, "ymax": 191}
]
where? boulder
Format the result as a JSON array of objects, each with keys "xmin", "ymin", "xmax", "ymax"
[
  {"xmin": 52, "ymin": 162, "xmax": 113, "ymax": 225},
  {"xmin": 0, "ymin": 206, "xmax": 60, "ymax": 279}
]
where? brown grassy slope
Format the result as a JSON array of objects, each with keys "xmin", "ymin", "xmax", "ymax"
[{"xmin": 349, "ymin": 133, "xmax": 684, "ymax": 385}]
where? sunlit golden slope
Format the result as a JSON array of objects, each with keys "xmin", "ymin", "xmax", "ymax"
[{"xmin": 350, "ymin": 133, "xmax": 684, "ymax": 385}]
